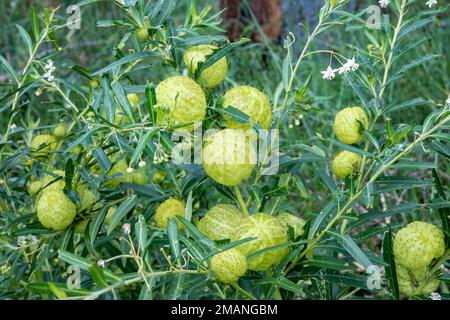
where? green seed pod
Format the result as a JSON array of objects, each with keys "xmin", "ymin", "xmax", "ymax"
[
  {"xmin": 276, "ymin": 212, "xmax": 305, "ymax": 238},
  {"xmin": 30, "ymin": 135, "xmax": 57, "ymax": 158},
  {"xmin": 127, "ymin": 93, "xmax": 140, "ymax": 108},
  {"xmin": 53, "ymin": 123, "xmax": 66, "ymax": 138},
  {"xmin": 331, "ymin": 150, "xmax": 361, "ymax": 179},
  {"xmin": 132, "ymin": 171, "xmax": 147, "ymax": 185},
  {"xmin": 223, "ymin": 86, "xmax": 272, "ymax": 129},
  {"xmin": 41, "ymin": 170, "xmax": 66, "ymax": 191},
  {"xmin": 210, "ymin": 248, "xmax": 247, "ymax": 284},
  {"xmin": 29, "ymin": 181, "xmax": 43, "ymax": 196},
  {"xmin": 89, "ymin": 79, "xmax": 100, "ymax": 88},
  {"xmin": 333, "ymin": 107, "xmax": 368, "ymax": 144},
  {"xmin": 76, "ymin": 185, "xmax": 98, "ymax": 213},
  {"xmin": 202, "ymin": 129, "xmax": 256, "ymax": 187},
  {"xmin": 393, "ymin": 221, "xmax": 445, "ymax": 270},
  {"xmin": 105, "ymin": 206, "xmax": 116, "ymax": 225},
  {"xmin": 197, "ymin": 204, "xmax": 244, "ymax": 240},
  {"xmin": 135, "ymin": 20, "xmax": 150, "ymax": 42},
  {"xmin": 152, "ymin": 171, "xmax": 167, "ymax": 184},
  {"xmin": 36, "ymin": 189, "xmax": 77, "ymax": 230},
  {"xmin": 396, "ymin": 263, "xmax": 440, "ymax": 297},
  {"xmin": 183, "ymin": 45, "xmax": 228, "ymax": 88},
  {"xmin": 231, "ymin": 213, "xmax": 289, "ymax": 271},
  {"xmin": 155, "ymin": 76, "xmax": 207, "ymax": 130},
  {"xmin": 154, "ymin": 198, "xmax": 185, "ymax": 230},
  {"xmin": 106, "ymin": 159, "xmax": 133, "ymax": 187}
]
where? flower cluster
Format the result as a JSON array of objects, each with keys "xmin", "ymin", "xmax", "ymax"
[
  {"xmin": 153, "ymin": 143, "xmax": 169, "ymax": 164},
  {"xmin": 17, "ymin": 234, "xmax": 38, "ymax": 249},
  {"xmin": 321, "ymin": 57, "xmax": 359, "ymax": 81},
  {"xmin": 379, "ymin": 0, "xmax": 437, "ymax": 9},
  {"xmin": 43, "ymin": 59, "xmax": 56, "ymax": 82}
]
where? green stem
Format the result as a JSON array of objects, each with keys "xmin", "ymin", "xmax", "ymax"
[
  {"xmin": 232, "ymin": 283, "xmax": 256, "ymax": 300},
  {"xmin": 234, "ymin": 186, "xmax": 249, "ymax": 216}
]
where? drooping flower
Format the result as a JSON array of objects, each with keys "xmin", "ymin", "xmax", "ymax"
[
  {"xmin": 378, "ymin": 0, "xmax": 390, "ymax": 8},
  {"xmin": 425, "ymin": 0, "xmax": 437, "ymax": 8},
  {"xmin": 321, "ymin": 66, "xmax": 336, "ymax": 80}
]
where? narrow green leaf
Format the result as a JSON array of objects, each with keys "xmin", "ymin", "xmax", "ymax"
[
  {"xmin": 167, "ymin": 219, "xmax": 181, "ymax": 265},
  {"xmin": 107, "ymin": 195, "xmax": 138, "ymax": 235}
]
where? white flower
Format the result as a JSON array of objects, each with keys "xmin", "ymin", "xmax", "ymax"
[
  {"xmin": 126, "ymin": 167, "xmax": 134, "ymax": 173},
  {"xmin": 339, "ymin": 57, "xmax": 359, "ymax": 74},
  {"xmin": 10, "ymin": 123, "xmax": 17, "ymax": 131},
  {"xmin": 378, "ymin": 0, "xmax": 390, "ymax": 8},
  {"xmin": 43, "ymin": 59, "xmax": 56, "ymax": 82},
  {"xmin": 346, "ymin": 57, "xmax": 359, "ymax": 71},
  {"xmin": 430, "ymin": 292, "xmax": 441, "ymax": 300},
  {"xmin": 123, "ymin": 223, "xmax": 131, "ymax": 235},
  {"xmin": 97, "ymin": 259, "xmax": 106, "ymax": 268},
  {"xmin": 321, "ymin": 66, "xmax": 336, "ymax": 80},
  {"xmin": 138, "ymin": 161, "xmax": 146, "ymax": 168},
  {"xmin": 425, "ymin": 0, "xmax": 437, "ymax": 8},
  {"xmin": 17, "ymin": 236, "xmax": 28, "ymax": 247},
  {"xmin": 446, "ymin": 94, "xmax": 450, "ymax": 105},
  {"xmin": 44, "ymin": 60, "xmax": 56, "ymax": 72}
]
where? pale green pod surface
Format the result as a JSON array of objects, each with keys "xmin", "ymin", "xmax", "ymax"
[
  {"xmin": 231, "ymin": 213, "xmax": 289, "ymax": 271},
  {"xmin": 393, "ymin": 221, "xmax": 445, "ymax": 270},
  {"xmin": 106, "ymin": 159, "xmax": 133, "ymax": 187},
  {"xmin": 276, "ymin": 212, "xmax": 306, "ymax": 238},
  {"xmin": 331, "ymin": 150, "xmax": 361, "ymax": 179},
  {"xmin": 76, "ymin": 185, "xmax": 99, "ymax": 213},
  {"xmin": 333, "ymin": 107, "xmax": 368, "ymax": 145},
  {"xmin": 183, "ymin": 45, "xmax": 228, "ymax": 88},
  {"xmin": 154, "ymin": 198, "xmax": 185, "ymax": 230},
  {"xmin": 155, "ymin": 76, "xmax": 207, "ymax": 130},
  {"xmin": 396, "ymin": 263, "xmax": 440, "ymax": 296},
  {"xmin": 223, "ymin": 86, "xmax": 272, "ymax": 129},
  {"xmin": 202, "ymin": 129, "xmax": 256, "ymax": 187},
  {"xmin": 210, "ymin": 248, "xmax": 247, "ymax": 284},
  {"xmin": 37, "ymin": 189, "xmax": 77, "ymax": 231},
  {"xmin": 30, "ymin": 135, "xmax": 57, "ymax": 158},
  {"xmin": 197, "ymin": 204, "xmax": 244, "ymax": 240}
]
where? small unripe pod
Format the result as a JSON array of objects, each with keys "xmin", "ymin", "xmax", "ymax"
[
  {"xmin": 276, "ymin": 212, "xmax": 305, "ymax": 238},
  {"xmin": 210, "ymin": 248, "xmax": 247, "ymax": 284},
  {"xmin": 53, "ymin": 123, "xmax": 66, "ymax": 138},
  {"xmin": 155, "ymin": 76, "xmax": 207, "ymax": 130},
  {"xmin": 183, "ymin": 45, "xmax": 228, "ymax": 88},
  {"xmin": 393, "ymin": 221, "xmax": 445, "ymax": 270},
  {"xmin": 127, "ymin": 93, "xmax": 140, "ymax": 108},
  {"xmin": 333, "ymin": 107, "xmax": 368, "ymax": 144},
  {"xmin": 36, "ymin": 189, "xmax": 77, "ymax": 230},
  {"xmin": 132, "ymin": 171, "xmax": 147, "ymax": 185},
  {"xmin": 231, "ymin": 213, "xmax": 289, "ymax": 271},
  {"xmin": 154, "ymin": 198, "xmax": 185, "ymax": 230},
  {"xmin": 106, "ymin": 159, "xmax": 133, "ymax": 187},
  {"xmin": 152, "ymin": 171, "xmax": 167, "ymax": 184},
  {"xmin": 202, "ymin": 129, "xmax": 256, "ymax": 187},
  {"xmin": 30, "ymin": 135, "xmax": 57, "ymax": 158},
  {"xmin": 105, "ymin": 206, "xmax": 116, "ymax": 225},
  {"xmin": 197, "ymin": 204, "xmax": 244, "ymax": 240},
  {"xmin": 223, "ymin": 86, "xmax": 272, "ymax": 129},
  {"xmin": 135, "ymin": 20, "xmax": 150, "ymax": 42},
  {"xmin": 331, "ymin": 151, "xmax": 361, "ymax": 179}
]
